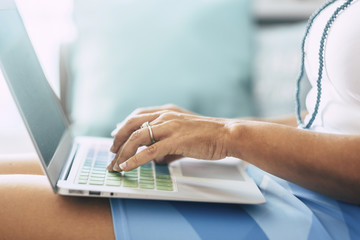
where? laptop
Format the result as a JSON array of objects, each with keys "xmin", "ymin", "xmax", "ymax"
[{"xmin": 0, "ymin": 0, "xmax": 265, "ymax": 204}]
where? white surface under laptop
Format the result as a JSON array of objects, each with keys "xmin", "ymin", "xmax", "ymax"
[{"xmin": 0, "ymin": 0, "xmax": 265, "ymax": 204}]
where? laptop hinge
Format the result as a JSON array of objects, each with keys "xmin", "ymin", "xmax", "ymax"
[{"xmin": 59, "ymin": 142, "xmax": 79, "ymax": 181}]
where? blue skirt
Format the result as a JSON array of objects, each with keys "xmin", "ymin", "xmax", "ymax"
[{"xmin": 110, "ymin": 166, "xmax": 360, "ymax": 240}]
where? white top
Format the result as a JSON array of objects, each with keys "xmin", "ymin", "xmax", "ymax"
[{"xmin": 304, "ymin": 0, "xmax": 360, "ymax": 134}]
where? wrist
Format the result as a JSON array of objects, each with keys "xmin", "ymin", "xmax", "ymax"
[{"xmin": 224, "ymin": 120, "xmax": 247, "ymax": 159}]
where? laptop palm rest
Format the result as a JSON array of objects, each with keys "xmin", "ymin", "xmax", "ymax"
[{"xmin": 180, "ymin": 160, "xmax": 244, "ymax": 181}]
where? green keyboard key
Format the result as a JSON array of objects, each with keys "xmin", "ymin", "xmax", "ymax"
[
  {"xmin": 89, "ymin": 180, "xmax": 105, "ymax": 185},
  {"xmin": 78, "ymin": 179, "xmax": 88, "ymax": 184},
  {"xmin": 107, "ymin": 172, "xmax": 121, "ymax": 177},
  {"xmin": 92, "ymin": 168, "xmax": 106, "ymax": 172},
  {"xmin": 123, "ymin": 178, "xmax": 138, "ymax": 188},
  {"xmin": 140, "ymin": 177, "xmax": 154, "ymax": 182},
  {"xmin": 81, "ymin": 169, "xmax": 90, "ymax": 173},
  {"xmin": 90, "ymin": 176, "xmax": 105, "ymax": 181},
  {"xmin": 107, "ymin": 176, "xmax": 121, "ymax": 181},
  {"xmin": 156, "ymin": 178, "xmax": 173, "ymax": 191},
  {"xmin": 106, "ymin": 180, "xmax": 121, "ymax": 186},
  {"xmin": 82, "ymin": 166, "xmax": 91, "ymax": 171},
  {"xmin": 108, "ymin": 172, "xmax": 120, "ymax": 176},
  {"xmin": 140, "ymin": 174, "xmax": 153, "ymax": 178},
  {"xmin": 90, "ymin": 174, "xmax": 106, "ymax": 179},
  {"xmin": 124, "ymin": 171, "xmax": 138, "ymax": 177},
  {"xmin": 156, "ymin": 174, "xmax": 171, "ymax": 179},
  {"xmin": 141, "ymin": 180, "xmax": 154, "ymax": 185},
  {"xmin": 140, "ymin": 170, "xmax": 153, "ymax": 175},
  {"xmin": 140, "ymin": 183, "xmax": 155, "ymax": 189},
  {"xmin": 89, "ymin": 173, "xmax": 104, "ymax": 178},
  {"xmin": 79, "ymin": 175, "xmax": 89, "ymax": 180},
  {"xmin": 93, "ymin": 167, "xmax": 106, "ymax": 172}
]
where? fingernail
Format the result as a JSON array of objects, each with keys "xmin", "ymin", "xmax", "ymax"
[
  {"xmin": 107, "ymin": 164, "xmax": 113, "ymax": 171},
  {"xmin": 113, "ymin": 163, "xmax": 121, "ymax": 172},
  {"xmin": 120, "ymin": 162, "xmax": 127, "ymax": 171},
  {"xmin": 107, "ymin": 165, "xmax": 111, "ymax": 171}
]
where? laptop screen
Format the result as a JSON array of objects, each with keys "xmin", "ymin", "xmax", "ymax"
[{"xmin": 0, "ymin": 7, "xmax": 68, "ymax": 167}]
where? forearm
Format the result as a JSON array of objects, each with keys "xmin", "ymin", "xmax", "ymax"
[
  {"xmin": 109, "ymin": 105, "xmax": 359, "ymax": 203},
  {"xmin": 243, "ymin": 111, "xmax": 308, "ymax": 128},
  {"xmin": 226, "ymin": 120, "xmax": 360, "ymax": 204}
]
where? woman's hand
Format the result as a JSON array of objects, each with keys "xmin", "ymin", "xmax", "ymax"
[{"xmin": 107, "ymin": 104, "xmax": 232, "ymax": 172}]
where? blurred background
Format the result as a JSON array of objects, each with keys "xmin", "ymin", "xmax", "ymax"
[{"xmin": 0, "ymin": 0, "xmax": 321, "ymax": 155}]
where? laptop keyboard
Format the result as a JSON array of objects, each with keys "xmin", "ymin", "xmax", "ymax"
[{"xmin": 77, "ymin": 147, "xmax": 174, "ymax": 191}]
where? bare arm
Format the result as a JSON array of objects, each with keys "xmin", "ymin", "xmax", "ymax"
[
  {"xmin": 226, "ymin": 120, "xmax": 360, "ymax": 204},
  {"xmin": 244, "ymin": 111, "xmax": 308, "ymax": 128},
  {"xmin": 109, "ymin": 105, "xmax": 360, "ymax": 204}
]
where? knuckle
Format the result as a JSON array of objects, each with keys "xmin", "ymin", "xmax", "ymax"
[
  {"xmin": 114, "ymin": 132, "xmax": 123, "ymax": 141},
  {"xmin": 168, "ymin": 119, "xmax": 182, "ymax": 129},
  {"xmin": 157, "ymin": 113, "xmax": 167, "ymax": 122},
  {"xmin": 124, "ymin": 115, "xmax": 143, "ymax": 129},
  {"xmin": 159, "ymin": 111, "xmax": 177, "ymax": 121},
  {"xmin": 132, "ymin": 107, "xmax": 145, "ymax": 115},
  {"xmin": 112, "ymin": 137, "xmax": 122, "ymax": 150},
  {"xmin": 163, "ymin": 104, "xmax": 176, "ymax": 110},
  {"xmin": 129, "ymin": 129, "xmax": 142, "ymax": 142},
  {"xmin": 145, "ymin": 144, "xmax": 157, "ymax": 156},
  {"xmin": 170, "ymin": 104, "xmax": 181, "ymax": 112},
  {"xmin": 132, "ymin": 154, "xmax": 141, "ymax": 168},
  {"xmin": 164, "ymin": 104, "xmax": 184, "ymax": 113},
  {"xmin": 125, "ymin": 117, "xmax": 138, "ymax": 127}
]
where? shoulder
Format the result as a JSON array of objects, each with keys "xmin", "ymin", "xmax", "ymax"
[{"xmin": 325, "ymin": 0, "xmax": 360, "ymax": 102}]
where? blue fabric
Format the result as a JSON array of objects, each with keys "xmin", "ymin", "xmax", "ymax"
[
  {"xmin": 110, "ymin": 199, "xmax": 267, "ymax": 240},
  {"xmin": 110, "ymin": 165, "xmax": 360, "ymax": 240},
  {"xmin": 172, "ymin": 202, "xmax": 268, "ymax": 240}
]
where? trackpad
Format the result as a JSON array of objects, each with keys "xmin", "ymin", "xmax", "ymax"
[{"xmin": 180, "ymin": 160, "xmax": 244, "ymax": 181}]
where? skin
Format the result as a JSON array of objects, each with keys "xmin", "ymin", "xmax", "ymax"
[
  {"xmin": 108, "ymin": 104, "xmax": 360, "ymax": 204},
  {"xmin": 1, "ymin": 106, "xmax": 358, "ymax": 238},
  {"xmin": 0, "ymin": 155, "xmax": 114, "ymax": 240}
]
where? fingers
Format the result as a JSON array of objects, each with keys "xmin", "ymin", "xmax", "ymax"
[
  {"xmin": 110, "ymin": 113, "xmax": 158, "ymax": 153},
  {"xmin": 110, "ymin": 109, "xmax": 185, "ymax": 153},
  {"xmin": 107, "ymin": 123, "xmax": 167, "ymax": 171},
  {"xmin": 110, "ymin": 104, "xmax": 193, "ymax": 138},
  {"xmin": 109, "ymin": 127, "xmax": 153, "ymax": 171},
  {"xmin": 133, "ymin": 104, "xmax": 190, "ymax": 115},
  {"xmin": 118, "ymin": 143, "xmax": 170, "ymax": 171},
  {"xmin": 108, "ymin": 105, "xmax": 197, "ymax": 172},
  {"xmin": 107, "ymin": 130, "xmax": 146, "ymax": 171}
]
